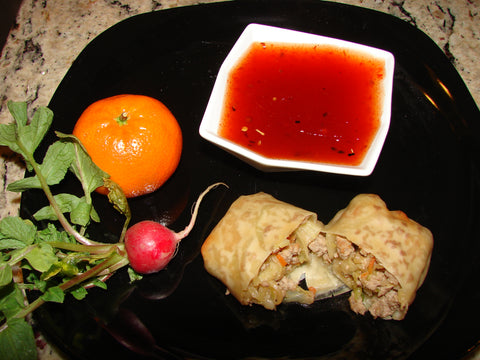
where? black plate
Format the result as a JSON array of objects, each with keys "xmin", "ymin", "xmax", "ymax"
[{"xmin": 20, "ymin": 1, "xmax": 480, "ymax": 359}]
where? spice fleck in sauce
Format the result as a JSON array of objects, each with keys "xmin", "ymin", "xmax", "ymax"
[{"xmin": 219, "ymin": 41, "xmax": 386, "ymax": 166}]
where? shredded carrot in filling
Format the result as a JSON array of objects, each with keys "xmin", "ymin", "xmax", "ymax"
[
  {"xmin": 276, "ymin": 253, "xmax": 288, "ymax": 267},
  {"xmin": 360, "ymin": 257, "xmax": 376, "ymax": 279}
]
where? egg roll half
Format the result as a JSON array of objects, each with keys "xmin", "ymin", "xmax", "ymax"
[
  {"xmin": 201, "ymin": 192, "xmax": 346, "ymax": 310},
  {"xmin": 320, "ymin": 194, "xmax": 434, "ymax": 320}
]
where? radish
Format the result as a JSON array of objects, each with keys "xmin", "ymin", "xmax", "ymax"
[{"xmin": 124, "ymin": 183, "xmax": 226, "ymax": 274}]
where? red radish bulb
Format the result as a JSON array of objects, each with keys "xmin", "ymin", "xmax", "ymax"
[
  {"xmin": 124, "ymin": 183, "xmax": 226, "ymax": 274},
  {"xmin": 124, "ymin": 221, "xmax": 177, "ymax": 274}
]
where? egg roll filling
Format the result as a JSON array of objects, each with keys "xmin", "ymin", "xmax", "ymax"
[
  {"xmin": 308, "ymin": 233, "xmax": 402, "ymax": 320},
  {"xmin": 245, "ymin": 219, "xmax": 345, "ymax": 310}
]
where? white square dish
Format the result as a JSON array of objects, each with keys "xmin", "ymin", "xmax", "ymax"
[{"xmin": 199, "ymin": 23, "xmax": 395, "ymax": 176}]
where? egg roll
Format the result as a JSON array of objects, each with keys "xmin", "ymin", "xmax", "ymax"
[
  {"xmin": 319, "ymin": 194, "xmax": 434, "ymax": 320},
  {"xmin": 201, "ymin": 192, "xmax": 346, "ymax": 310}
]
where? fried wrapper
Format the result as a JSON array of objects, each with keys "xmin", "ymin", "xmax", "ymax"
[
  {"xmin": 201, "ymin": 192, "xmax": 345, "ymax": 310},
  {"xmin": 324, "ymin": 194, "xmax": 434, "ymax": 319}
]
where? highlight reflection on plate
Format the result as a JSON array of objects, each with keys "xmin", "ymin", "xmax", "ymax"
[{"xmin": 20, "ymin": 1, "xmax": 480, "ymax": 359}]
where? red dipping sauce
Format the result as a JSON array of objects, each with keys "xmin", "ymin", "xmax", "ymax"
[{"xmin": 219, "ymin": 41, "xmax": 386, "ymax": 166}]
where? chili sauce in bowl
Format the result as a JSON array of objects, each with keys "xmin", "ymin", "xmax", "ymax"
[{"xmin": 199, "ymin": 24, "xmax": 394, "ymax": 176}]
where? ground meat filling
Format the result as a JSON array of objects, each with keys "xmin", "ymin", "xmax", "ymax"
[
  {"xmin": 248, "ymin": 234, "xmax": 323, "ymax": 310},
  {"xmin": 276, "ymin": 242, "xmax": 302, "ymax": 267},
  {"xmin": 248, "ymin": 240, "xmax": 309, "ymax": 310},
  {"xmin": 308, "ymin": 233, "xmax": 402, "ymax": 319}
]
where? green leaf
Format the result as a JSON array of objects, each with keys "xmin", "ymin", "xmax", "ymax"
[
  {"xmin": 24, "ymin": 243, "xmax": 58, "ymax": 272},
  {"xmin": 7, "ymin": 101, "xmax": 28, "ymax": 127},
  {"xmin": 20, "ymin": 105, "xmax": 53, "ymax": 155},
  {"xmin": 7, "ymin": 141, "xmax": 74, "ymax": 192},
  {"xmin": 41, "ymin": 286, "xmax": 64, "ymax": 303},
  {"xmin": 0, "ymin": 283, "xmax": 25, "ymax": 319},
  {"xmin": 0, "ymin": 240, "xmax": 28, "ymax": 251},
  {"xmin": 34, "ymin": 194, "xmax": 100, "ymax": 226},
  {"xmin": 105, "ymin": 179, "xmax": 130, "ymax": 217},
  {"xmin": 71, "ymin": 200, "xmax": 96, "ymax": 227},
  {"xmin": 58, "ymin": 261, "xmax": 80, "ymax": 277},
  {"xmin": 41, "ymin": 258, "xmax": 81, "ymax": 281},
  {"xmin": 128, "ymin": 267, "xmax": 143, "ymax": 282},
  {"xmin": 1, "ymin": 101, "xmax": 53, "ymax": 172},
  {"xmin": 105, "ymin": 179, "xmax": 131, "ymax": 242},
  {"xmin": 57, "ymin": 132, "xmax": 109, "ymax": 194},
  {"xmin": 5, "ymin": 176, "xmax": 39, "ymax": 192},
  {"xmin": 33, "ymin": 193, "xmax": 81, "ymax": 221},
  {"xmin": 0, "ymin": 217, "xmax": 36, "ymax": 248},
  {"xmin": 0, "ymin": 317, "xmax": 37, "ymax": 360},
  {"xmin": 89, "ymin": 205, "xmax": 101, "ymax": 223},
  {"xmin": 7, "ymin": 248, "xmax": 32, "ymax": 267},
  {"xmin": 0, "ymin": 262, "xmax": 13, "ymax": 287},
  {"xmin": 70, "ymin": 286, "xmax": 88, "ymax": 300},
  {"xmin": 94, "ymin": 279, "xmax": 108, "ymax": 289},
  {"xmin": 36, "ymin": 223, "xmax": 74, "ymax": 244},
  {"xmin": 0, "ymin": 123, "xmax": 19, "ymax": 153},
  {"xmin": 39, "ymin": 263, "xmax": 62, "ymax": 282},
  {"xmin": 40, "ymin": 140, "xmax": 75, "ymax": 185},
  {"xmin": 26, "ymin": 272, "xmax": 47, "ymax": 292},
  {"xmin": 0, "ymin": 102, "xmax": 28, "ymax": 158}
]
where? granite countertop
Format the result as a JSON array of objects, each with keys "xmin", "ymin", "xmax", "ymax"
[{"xmin": 0, "ymin": 0, "xmax": 479, "ymax": 359}]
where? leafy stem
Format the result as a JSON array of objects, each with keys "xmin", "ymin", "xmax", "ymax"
[
  {"xmin": 16, "ymin": 138, "xmax": 97, "ymax": 246},
  {"xmin": 0, "ymin": 101, "xmax": 135, "ymax": 360},
  {"xmin": 14, "ymin": 251, "xmax": 127, "ymax": 320},
  {"xmin": 46, "ymin": 241, "xmax": 119, "ymax": 255}
]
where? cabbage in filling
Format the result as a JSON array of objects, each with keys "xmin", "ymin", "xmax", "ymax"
[
  {"xmin": 246, "ymin": 219, "xmax": 342, "ymax": 310},
  {"xmin": 308, "ymin": 233, "xmax": 403, "ymax": 320},
  {"xmin": 246, "ymin": 220, "xmax": 403, "ymax": 317}
]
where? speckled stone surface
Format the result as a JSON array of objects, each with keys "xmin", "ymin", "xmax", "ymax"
[{"xmin": 0, "ymin": 0, "xmax": 479, "ymax": 359}]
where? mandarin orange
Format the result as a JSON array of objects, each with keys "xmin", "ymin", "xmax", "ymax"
[{"xmin": 73, "ymin": 94, "xmax": 182, "ymax": 198}]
